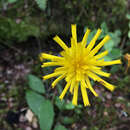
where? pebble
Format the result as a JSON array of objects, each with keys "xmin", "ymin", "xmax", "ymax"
[
  {"xmin": 115, "ymin": 103, "xmax": 121, "ymax": 108},
  {"xmin": 106, "ymin": 93, "xmax": 112, "ymax": 100},
  {"xmin": 104, "ymin": 111, "xmax": 108, "ymax": 116},
  {"xmin": 26, "ymin": 127, "xmax": 32, "ymax": 130}
]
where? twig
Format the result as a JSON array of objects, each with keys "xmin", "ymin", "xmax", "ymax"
[{"xmin": 120, "ymin": 36, "xmax": 126, "ymax": 49}]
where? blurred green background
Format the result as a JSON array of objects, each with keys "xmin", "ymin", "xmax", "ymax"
[{"xmin": 0, "ymin": 0, "xmax": 130, "ymax": 130}]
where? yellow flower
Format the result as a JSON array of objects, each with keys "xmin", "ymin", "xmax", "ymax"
[
  {"xmin": 124, "ymin": 53, "xmax": 130, "ymax": 73},
  {"xmin": 40, "ymin": 24, "xmax": 121, "ymax": 106}
]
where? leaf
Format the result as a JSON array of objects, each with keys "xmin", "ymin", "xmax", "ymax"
[
  {"xmin": 103, "ymin": 56, "xmax": 112, "ymax": 61},
  {"xmin": 8, "ymin": 0, "xmax": 17, "ymax": 3},
  {"xmin": 126, "ymin": 14, "xmax": 130, "ymax": 19},
  {"xmin": 101, "ymin": 22, "xmax": 108, "ymax": 33},
  {"xmin": 110, "ymin": 65, "xmax": 121, "ymax": 74},
  {"xmin": 35, "ymin": 0, "xmax": 47, "ymax": 10},
  {"xmin": 103, "ymin": 48, "xmax": 122, "ymax": 61},
  {"xmin": 28, "ymin": 74, "xmax": 45, "ymax": 94},
  {"xmin": 55, "ymin": 96, "xmax": 65, "ymax": 110},
  {"xmin": 128, "ymin": 31, "xmax": 130, "ymax": 38},
  {"xmin": 104, "ymin": 40, "xmax": 114, "ymax": 52},
  {"xmin": 129, "ymin": 22, "xmax": 130, "ymax": 28},
  {"xmin": 64, "ymin": 102, "xmax": 75, "ymax": 110},
  {"xmin": 108, "ymin": 32, "xmax": 120, "ymax": 47},
  {"xmin": 114, "ymin": 30, "xmax": 121, "ymax": 36},
  {"xmin": 123, "ymin": 76, "xmax": 130, "ymax": 84},
  {"xmin": 39, "ymin": 100, "xmax": 54, "ymax": 130},
  {"xmin": 54, "ymin": 124, "xmax": 67, "ymax": 130},
  {"xmin": 61, "ymin": 117, "xmax": 75, "ymax": 125},
  {"xmin": 26, "ymin": 90, "xmax": 45, "ymax": 116},
  {"xmin": 126, "ymin": 41, "xmax": 130, "ymax": 46},
  {"xmin": 108, "ymin": 48, "xmax": 122, "ymax": 59}
]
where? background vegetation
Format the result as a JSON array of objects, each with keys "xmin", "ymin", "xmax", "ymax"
[{"xmin": 0, "ymin": 0, "xmax": 130, "ymax": 130}]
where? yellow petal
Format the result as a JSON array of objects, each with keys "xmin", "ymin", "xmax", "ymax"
[
  {"xmin": 70, "ymin": 78, "xmax": 76, "ymax": 93},
  {"xmin": 92, "ymin": 69, "xmax": 111, "ymax": 77},
  {"xmin": 97, "ymin": 60, "xmax": 121, "ymax": 66},
  {"xmin": 60, "ymin": 50, "xmax": 66, "ymax": 56},
  {"xmin": 72, "ymin": 83, "xmax": 79, "ymax": 105},
  {"xmin": 40, "ymin": 53, "xmax": 63, "ymax": 61},
  {"xmin": 94, "ymin": 50, "xmax": 108, "ymax": 59},
  {"xmin": 86, "ymin": 71, "xmax": 99, "ymax": 81},
  {"xmin": 54, "ymin": 67, "xmax": 65, "ymax": 72},
  {"xmin": 86, "ymin": 76, "xmax": 98, "ymax": 97},
  {"xmin": 43, "ymin": 71, "xmax": 65, "ymax": 80},
  {"xmin": 87, "ymin": 29, "xmax": 102, "ymax": 52},
  {"xmin": 81, "ymin": 28, "xmax": 91, "ymax": 47},
  {"xmin": 71, "ymin": 24, "xmax": 77, "ymax": 46},
  {"xmin": 76, "ymin": 70, "xmax": 82, "ymax": 81},
  {"xmin": 81, "ymin": 80, "xmax": 90, "ymax": 106},
  {"xmin": 51, "ymin": 74, "xmax": 66, "ymax": 88},
  {"xmin": 41, "ymin": 62, "xmax": 63, "ymax": 68},
  {"xmin": 53, "ymin": 35, "xmax": 68, "ymax": 50},
  {"xmin": 90, "ymin": 35, "xmax": 110, "ymax": 56},
  {"xmin": 59, "ymin": 81, "xmax": 71, "ymax": 100},
  {"xmin": 99, "ymin": 80, "xmax": 115, "ymax": 91},
  {"xmin": 65, "ymin": 73, "xmax": 74, "ymax": 82},
  {"xmin": 87, "ymin": 71, "xmax": 115, "ymax": 91},
  {"xmin": 91, "ymin": 59, "xmax": 121, "ymax": 67},
  {"xmin": 71, "ymin": 37, "xmax": 74, "ymax": 48},
  {"xmin": 88, "ymin": 65, "xmax": 101, "ymax": 70}
]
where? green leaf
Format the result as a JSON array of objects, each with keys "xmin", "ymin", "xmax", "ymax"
[
  {"xmin": 64, "ymin": 102, "xmax": 75, "ymax": 110},
  {"xmin": 126, "ymin": 41, "xmax": 130, "ymax": 46},
  {"xmin": 108, "ymin": 32, "xmax": 120, "ymax": 47},
  {"xmin": 26, "ymin": 90, "xmax": 45, "ymax": 116},
  {"xmin": 8, "ymin": 0, "xmax": 17, "ymax": 3},
  {"xmin": 128, "ymin": 31, "xmax": 130, "ymax": 38},
  {"xmin": 110, "ymin": 65, "xmax": 121, "ymax": 74},
  {"xmin": 28, "ymin": 74, "xmax": 45, "ymax": 94},
  {"xmin": 108, "ymin": 48, "xmax": 122, "ymax": 59},
  {"xmin": 62, "ymin": 117, "xmax": 75, "ymax": 125},
  {"xmin": 104, "ymin": 40, "xmax": 114, "ymax": 52},
  {"xmin": 54, "ymin": 124, "xmax": 67, "ymax": 130},
  {"xmin": 35, "ymin": 0, "xmax": 47, "ymax": 10},
  {"xmin": 103, "ymin": 56, "xmax": 112, "ymax": 61},
  {"xmin": 104, "ymin": 48, "xmax": 122, "ymax": 61},
  {"xmin": 129, "ymin": 22, "xmax": 130, "ymax": 28},
  {"xmin": 55, "ymin": 96, "xmax": 65, "ymax": 110},
  {"xmin": 100, "ymin": 22, "xmax": 108, "ymax": 33},
  {"xmin": 39, "ymin": 100, "xmax": 54, "ymax": 130},
  {"xmin": 126, "ymin": 14, "xmax": 130, "ymax": 19},
  {"xmin": 114, "ymin": 30, "xmax": 121, "ymax": 36},
  {"xmin": 123, "ymin": 76, "xmax": 130, "ymax": 84}
]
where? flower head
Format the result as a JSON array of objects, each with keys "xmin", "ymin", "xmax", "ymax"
[{"xmin": 40, "ymin": 24, "xmax": 121, "ymax": 106}]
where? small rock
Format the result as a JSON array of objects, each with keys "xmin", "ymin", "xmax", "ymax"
[
  {"xmin": 82, "ymin": 126, "xmax": 87, "ymax": 130},
  {"xmin": 7, "ymin": 69, "xmax": 13, "ymax": 75},
  {"xmin": 19, "ymin": 114, "xmax": 27, "ymax": 122},
  {"xmin": 106, "ymin": 93, "xmax": 112, "ymax": 100},
  {"xmin": 16, "ymin": 19, "xmax": 21, "ymax": 24},
  {"xmin": 104, "ymin": 111, "xmax": 108, "ymax": 116},
  {"xmin": 117, "ymin": 96, "xmax": 124, "ymax": 101},
  {"xmin": 32, "ymin": 117, "xmax": 38, "ymax": 128},
  {"xmin": 25, "ymin": 109, "xmax": 34, "ymax": 122},
  {"xmin": 121, "ymin": 111, "xmax": 128, "ymax": 117},
  {"xmin": 108, "ymin": 127, "xmax": 117, "ymax": 130},
  {"xmin": 26, "ymin": 127, "xmax": 32, "ymax": 130},
  {"xmin": 115, "ymin": 103, "xmax": 121, "ymax": 108}
]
